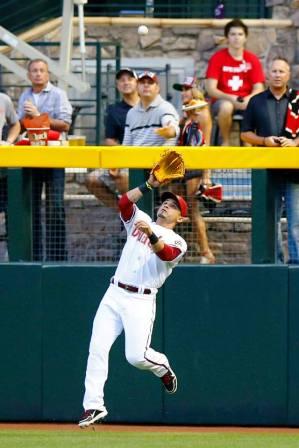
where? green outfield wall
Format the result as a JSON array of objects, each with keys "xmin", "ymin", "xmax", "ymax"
[{"xmin": 0, "ymin": 264, "xmax": 298, "ymax": 426}]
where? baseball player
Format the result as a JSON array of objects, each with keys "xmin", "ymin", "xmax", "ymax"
[{"xmin": 79, "ymin": 172, "xmax": 188, "ymax": 428}]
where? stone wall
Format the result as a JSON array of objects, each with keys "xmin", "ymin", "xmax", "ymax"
[{"xmin": 77, "ymin": 6, "xmax": 299, "ymax": 86}]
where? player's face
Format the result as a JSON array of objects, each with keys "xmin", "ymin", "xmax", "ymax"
[
  {"xmin": 181, "ymin": 87, "xmax": 193, "ymax": 105},
  {"xmin": 116, "ymin": 74, "xmax": 137, "ymax": 95},
  {"xmin": 137, "ymin": 78, "xmax": 159, "ymax": 102},
  {"xmin": 268, "ymin": 59, "xmax": 290, "ymax": 90},
  {"xmin": 227, "ymin": 27, "xmax": 247, "ymax": 50},
  {"xmin": 28, "ymin": 61, "xmax": 49, "ymax": 88},
  {"xmin": 157, "ymin": 199, "xmax": 181, "ymax": 224}
]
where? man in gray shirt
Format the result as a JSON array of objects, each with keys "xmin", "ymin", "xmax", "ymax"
[
  {"xmin": 123, "ymin": 71, "xmax": 179, "ymax": 147},
  {"xmin": 0, "ymin": 93, "xmax": 20, "ymax": 145},
  {"xmin": 17, "ymin": 59, "xmax": 72, "ymax": 261},
  {"xmin": 0, "ymin": 92, "xmax": 20, "ymax": 260}
]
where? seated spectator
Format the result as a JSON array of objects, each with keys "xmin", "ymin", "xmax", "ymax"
[
  {"xmin": 0, "ymin": 93, "xmax": 21, "ymax": 259},
  {"xmin": 173, "ymin": 98, "xmax": 216, "ymax": 263},
  {"xmin": 173, "ymin": 76, "xmax": 212, "ymax": 145},
  {"xmin": 205, "ymin": 18, "xmax": 265, "ymax": 146},
  {"xmin": 86, "ymin": 68, "xmax": 139, "ymax": 208}
]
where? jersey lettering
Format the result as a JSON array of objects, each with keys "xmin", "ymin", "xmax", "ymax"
[
  {"xmin": 223, "ymin": 62, "xmax": 252, "ymax": 73},
  {"xmin": 131, "ymin": 227, "xmax": 151, "ymax": 248}
]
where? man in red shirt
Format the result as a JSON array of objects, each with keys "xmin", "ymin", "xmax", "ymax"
[{"xmin": 205, "ymin": 19, "xmax": 265, "ymax": 146}]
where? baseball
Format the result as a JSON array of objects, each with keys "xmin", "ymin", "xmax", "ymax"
[{"xmin": 138, "ymin": 25, "xmax": 149, "ymax": 36}]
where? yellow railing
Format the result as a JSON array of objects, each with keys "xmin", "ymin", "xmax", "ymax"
[{"xmin": 0, "ymin": 145, "xmax": 299, "ymax": 169}]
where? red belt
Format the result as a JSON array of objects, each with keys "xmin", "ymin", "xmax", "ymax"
[{"xmin": 111, "ymin": 278, "xmax": 152, "ymax": 295}]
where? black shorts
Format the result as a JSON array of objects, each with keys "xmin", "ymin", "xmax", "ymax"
[{"xmin": 172, "ymin": 169, "xmax": 203, "ymax": 184}]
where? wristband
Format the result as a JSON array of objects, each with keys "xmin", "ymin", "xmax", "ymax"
[
  {"xmin": 149, "ymin": 232, "xmax": 159, "ymax": 245},
  {"xmin": 138, "ymin": 181, "xmax": 153, "ymax": 194}
]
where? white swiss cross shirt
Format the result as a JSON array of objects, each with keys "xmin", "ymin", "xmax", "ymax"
[{"xmin": 114, "ymin": 205, "xmax": 187, "ymax": 291}]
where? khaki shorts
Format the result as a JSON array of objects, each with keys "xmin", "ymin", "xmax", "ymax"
[{"xmin": 92, "ymin": 168, "xmax": 128, "ymax": 193}]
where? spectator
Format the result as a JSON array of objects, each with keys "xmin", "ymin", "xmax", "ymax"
[
  {"xmin": 122, "ymin": 71, "xmax": 180, "ymax": 147},
  {"xmin": 205, "ymin": 18, "xmax": 265, "ymax": 146},
  {"xmin": 176, "ymin": 98, "xmax": 215, "ymax": 263},
  {"xmin": 173, "ymin": 76, "xmax": 213, "ymax": 144},
  {"xmin": 0, "ymin": 93, "xmax": 21, "ymax": 257},
  {"xmin": 241, "ymin": 57, "xmax": 299, "ymax": 264},
  {"xmin": 17, "ymin": 59, "xmax": 72, "ymax": 261},
  {"xmin": 86, "ymin": 68, "xmax": 139, "ymax": 208}
]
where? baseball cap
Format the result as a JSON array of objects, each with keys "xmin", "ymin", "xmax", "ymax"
[
  {"xmin": 137, "ymin": 71, "xmax": 159, "ymax": 83},
  {"xmin": 173, "ymin": 76, "xmax": 197, "ymax": 91},
  {"xmin": 116, "ymin": 68, "xmax": 137, "ymax": 80},
  {"xmin": 161, "ymin": 192, "xmax": 188, "ymax": 218},
  {"xmin": 182, "ymin": 99, "xmax": 208, "ymax": 111}
]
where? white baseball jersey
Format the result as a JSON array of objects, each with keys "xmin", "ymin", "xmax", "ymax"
[{"xmin": 114, "ymin": 205, "xmax": 187, "ymax": 291}]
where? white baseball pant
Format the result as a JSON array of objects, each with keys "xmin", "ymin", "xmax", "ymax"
[{"xmin": 83, "ymin": 283, "xmax": 170, "ymax": 410}]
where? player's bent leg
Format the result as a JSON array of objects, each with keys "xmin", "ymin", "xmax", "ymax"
[
  {"xmin": 123, "ymin": 294, "xmax": 178, "ymax": 392},
  {"xmin": 126, "ymin": 346, "xmax": 169, "ymax": 375},
  {"xmin": 126, "ymin": 348, "xmax": 178, "ymax": 394},
  {"xmin": 160, "ymin": 366, "xmax": 178, "ymax": 394}
]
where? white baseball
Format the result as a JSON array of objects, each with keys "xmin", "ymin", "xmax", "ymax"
[{"xmin": 138, "ymin": 25, "xmax": 149, "ymax": 36}]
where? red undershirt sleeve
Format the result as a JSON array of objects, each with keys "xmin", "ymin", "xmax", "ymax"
[
  {"xmin": 118, "ymin": 193, "xmax": 135, "ymax": 221},
  {"xmin": 156, "ymin": 244, "xmax": 181, "ymax": 261}
]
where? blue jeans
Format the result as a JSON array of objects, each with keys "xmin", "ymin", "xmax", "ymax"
[
  {"xmin": 0, "ymin": 174, "xmax": 7, "ymax": 237},
  {"xmin": 32, "ymin": 168, "xmax": 67, "ymax": 261},
  {"xmin": 276, "ymin": 180, "xmax": 299, "ymax": 264}
]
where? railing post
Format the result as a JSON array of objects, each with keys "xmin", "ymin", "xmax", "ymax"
[
  {"xmin": 7, "ymin": 168, "xmax": 33, "ymax": 261},
  {"xmin": 95, "ymin": 42, "xmax": 101, "ymax": 145},
  {"xmin": 251, "ymin": 169, "xmax": 278, "ymax": 263},
  {"xmin": 129, "ymin": 169, "xmax": 153, "ymax": 217}
]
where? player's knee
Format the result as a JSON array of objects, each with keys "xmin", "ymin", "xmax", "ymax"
[{"xmin": 126, "ymin": 354, "xmax": 147, "ymax": 370}]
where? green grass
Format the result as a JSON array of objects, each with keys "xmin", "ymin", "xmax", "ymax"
[{"xmin": 1, "ymin": 430, "xmax": 299, "ymax": 448}]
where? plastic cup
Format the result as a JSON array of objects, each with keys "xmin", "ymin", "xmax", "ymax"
[{"xmin": 68, "ymin": 135, "xmax": 86, "ymax": 146}]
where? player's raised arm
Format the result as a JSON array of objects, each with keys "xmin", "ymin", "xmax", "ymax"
[{"xmin": 118, "ymin": 173, "xmax": 160, "ymax": 221}]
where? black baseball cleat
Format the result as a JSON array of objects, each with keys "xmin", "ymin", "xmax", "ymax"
[
  {"xmin": 161, "ymin": 368, "xmax": 177, "ymax": 394},
  {"xmin": 78, "ymin": 407, "xmax": 108, "ymax": 428}
]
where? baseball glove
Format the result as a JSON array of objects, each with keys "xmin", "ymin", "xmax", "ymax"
[{"xmin": 152, "ymin": 149, "xmax": 185, "ymax": 183}]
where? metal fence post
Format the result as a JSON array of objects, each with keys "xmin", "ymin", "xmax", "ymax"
[
  {"xmin": 95, "ymin": 41, "xmax": 102, "ymax": 145},
  {"xmin": 129, "ymin": 169, "xmax": 153, "ymax": 217},
  {"xmin": 7, "ymin": 168, "xmax": 32, "ymax": 261},
  {"xmin": 251, "ymin": 169, "xmax": 278, "ymax": 263}
]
